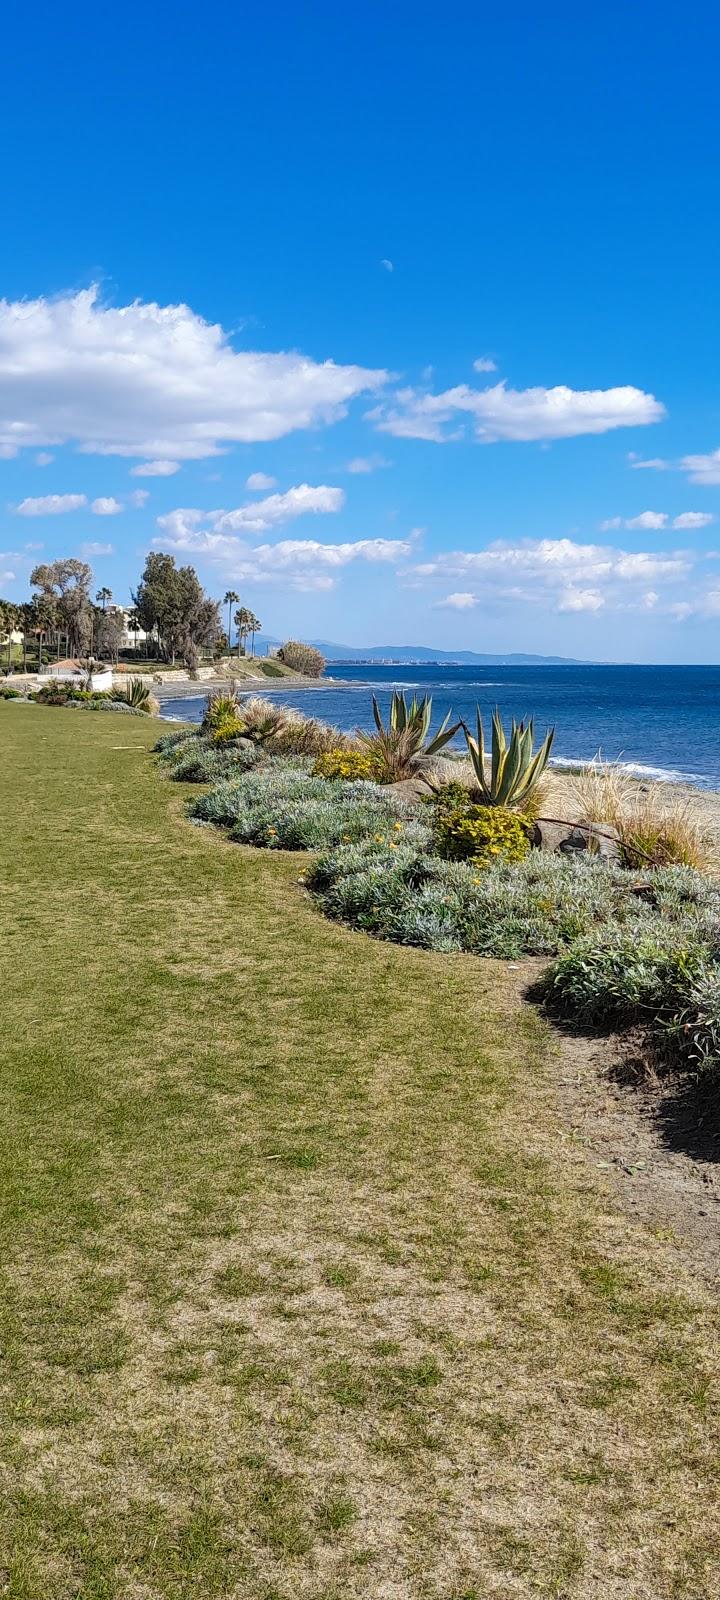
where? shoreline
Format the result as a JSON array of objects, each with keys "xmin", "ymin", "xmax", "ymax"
[{"xmin": 151, "ymin": 673, "xmax": 363, "ymax": 700}]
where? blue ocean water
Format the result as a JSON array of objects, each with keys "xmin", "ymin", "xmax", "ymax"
[{"xmin": 161, "ymin": 663, "xmax": 720, "ymax": 790}]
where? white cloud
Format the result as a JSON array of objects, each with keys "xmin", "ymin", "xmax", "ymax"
[
  {"xmin": 628, "ymin": 455, "xmax": 669, "ymax": 471},
  {"xmin": 128, "ymin": 489, "xmax": 149, "ymax": 509},
  {"xmin": 0, "ymin": 286, "xmax": 387, "ymax": 461},
  {"xmin": 473, "ymin": 356, "xmax": 497, "ymax": 373},
  {"xmin": 435, "ymin": 591, "xmax": 479, "ymax": 610},
  {"xmin": 210, "ymin": 483, "xmax": 344, "ymax": 535},
  {"xmin": 35, "ymin": 451, "xmax": 54, "ymax": 466},
  {"xmin": 672, "ymin": 511, "xmax": 714, "ymax": 529},
  {"xmin": 81, "ymin": 541, "xmax": 114, "ymax": 557},
  {"xmin": 406, "ymin": 537, "xmax": 692, "ymax": 613},
  {"xmin": 369, "ymin": 379, "xmax": 664, "ymax": 443},
  {"xmin": 246, "ymin": 472, "xmax": 277, "ymax": 490},
  {"xmin": 380, "ymin": 259, "xmax": 394, "ymax": 273},
  {"xmin": 557, "ymin": 587, "xmax": 605, "ymax": 612},
  {"xmin": 154, "ymin": 522, "xmax": 410, "ymax": 590},
  {"xmin": 130, "ymin": 459, "xmax": 180, "ymax": 477},
  {"xmin": 626, "ymin": 510, "xmax": 668, "ymax": 530},
  {"xmin": 680, "ymin": 449, "xmax": 720, "ymax": 486},
  {"xmin": 346, "ymin": 454, "xmax": 391, "ymax": 474},
  {"xmin": 0, "ymin": 568, "xmax": 16, "ymax": 583},
  {"xmin": 601, "ymin": 510, "xmax": 714, "ymax": 532},
  {"xmin": 15, "ymin": 493, "xmax": 87, "ymax": 516},
  {"xmin": 91, "ymin": 497, "xmax": 123, "ymax": 516}
]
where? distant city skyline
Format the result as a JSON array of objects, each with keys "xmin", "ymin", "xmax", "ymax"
[{"xmin": 2, "ymin": 2, "xmax": 720, "ymax": 662}]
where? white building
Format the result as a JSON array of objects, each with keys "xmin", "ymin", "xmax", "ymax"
[{"xmin": 40, "ymin": 659, "xmax": 114, "ymax": 692}]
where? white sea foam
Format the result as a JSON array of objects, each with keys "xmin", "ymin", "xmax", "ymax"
[{"xmin": 550, "ymin": 754, "xmax": 709, "ymax": 787}]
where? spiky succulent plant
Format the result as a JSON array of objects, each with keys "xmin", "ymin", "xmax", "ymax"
[{"xmin": 462, "ymin": 708, "xmax": 554, "ymax": 807}]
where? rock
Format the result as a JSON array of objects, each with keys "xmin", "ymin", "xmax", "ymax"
[
  {"xmin": 387, "ymin": 776, "xmax": 434, "ymax": 807},
  {"xmin": 532, "ymin": 818, "xmax": 622, "ymax": 862}
]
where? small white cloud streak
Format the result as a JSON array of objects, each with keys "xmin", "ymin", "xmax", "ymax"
[
  {"xmin": 473, "ymin": 356, "xmax": 497, "ymax": 373},
  {"xmin": 681, "ymin": 449, "xmax": 720, "ymax": 486},
  {"xmin": 130, "ymin": 460, "xmax": 181, "ymax": 477},
  {"xmin": 435, "ymin": 591, "xmax": 478, "ymax": 610},
  {"xmin": 81, "ymin": 541, "xmax": 114, "ymax": 557},
  {"xmin": 245, "ymin": 472, "xmax": 277, "ymax": 490},
  {"xmin": 15, "ymin": 493, "xmax": 87, "ymax": 516},
  {"xmin": 601, "ymin": 510, "xmax": 715, "ymax": 532},
  {"xmin": 369, "ymin": 380, "xmax": 665, "ymax": 443},
  {"xmin": 91, "ymin": 497, "xmax": 123, "ymax": 516}
]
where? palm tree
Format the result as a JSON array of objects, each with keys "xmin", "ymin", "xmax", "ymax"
[
  {"xmin": 234, "ymin": 606, "xmax": 254, "ymax": 657},
  {"xmin": 1, "ymin": 601, "xmax": 18, "ymax": 673},
  {"xmin": 223, "ymin": 591, "xmax": 240, "ymax": 656},
  {"xmin": 96, "ymin": 586, "xmax": 112, "ymax": 612},
  {"xmin": 247, "ymin": 611, "xmax": 262, "ymax": 656}
]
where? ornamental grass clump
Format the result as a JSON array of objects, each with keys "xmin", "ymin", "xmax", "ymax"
[
  {"xmin": 267, "ymin": 714, "xmax": 351, "ymax": 757},
  {"xmin": 202, "ymin": 688, "xmax": 241, "ymax": 732},
  {"xmin": 191, "ymin": 765, "xmax": 411, "ymax": 850},
  {"xmin": 567, "ymin": 760, "xmax": 712, "ymax": 870}
]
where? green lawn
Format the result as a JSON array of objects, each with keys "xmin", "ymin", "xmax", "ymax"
[{"xmin": 1, "ymin": 703, "xmax": 718, "ymax": 1599}]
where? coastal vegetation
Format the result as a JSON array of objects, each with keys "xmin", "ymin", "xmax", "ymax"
[
  {"xmin": 156, "ymin": 691, "xmax": 720, "ymax": 1084},
  {"xmin": 1, "ymin": 701, "xmax": 719, "ymax": 1599}
]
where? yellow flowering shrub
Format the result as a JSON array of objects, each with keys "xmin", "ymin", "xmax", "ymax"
[
  {"xmin": 312, "ymin": 747, "xmax": 375, "ymax": 781},
  {"xmin": 211, "ymin": 717, "xmax": 246, "ymax": 745},
  {"xmin": 436, "ymin": 803, "xmax": 530, "ymax": 866}
]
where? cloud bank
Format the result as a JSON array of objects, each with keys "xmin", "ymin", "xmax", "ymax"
[{"xmin": 0, "ymin": 287, "xmax": 387, "ymax": 462}]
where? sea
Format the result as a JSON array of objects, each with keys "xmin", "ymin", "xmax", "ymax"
[{"xmin": 160, "ymin": 663, "xmax": 720, "ymax": 791}]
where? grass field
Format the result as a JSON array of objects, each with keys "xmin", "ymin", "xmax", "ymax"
[{"xmin": 1, "ymin": 703, "xmax": 718, "ymax": 1600}]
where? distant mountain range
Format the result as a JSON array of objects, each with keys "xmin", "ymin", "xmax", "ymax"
[{"xmin": 254, "ymin": 636, "xmax": 591, "ymax": 666}]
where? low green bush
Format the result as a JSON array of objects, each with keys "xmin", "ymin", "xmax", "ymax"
[
  {"xmin": 542, "ymin": 928, "xmax": 710, "ymax": 1027},
  {"xmin": 669, "ymin": 966, "xmax": 720, "ymax": 1075},
  {"xmin": 258, "ymin": 661, "xmax": 285, "ymax": 677},
  {"xmin": 153, "ymin": 728, "xmax": 195, "ymax": 755},
  {"xmin": 0, "ymin": 684, "xmax": 21, "ymax": 699}
]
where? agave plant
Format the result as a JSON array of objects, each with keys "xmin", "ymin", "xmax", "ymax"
[
  {"xmin": 111, "ymin": 676, "xmax": 154, "ymax": 713},
  {"xmin": 357, "ymin": 691, "xmax": 460, "ymax": 782},
  {"xmin": 462, "ymin": 708, "xmax": 554, "ymax": 807}
]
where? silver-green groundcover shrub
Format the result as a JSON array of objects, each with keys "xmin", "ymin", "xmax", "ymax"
[
  {"xmin": 153, "ymin": 728, "xmax": 260, "ymax": 783},
  {"xmin": 307, "ymin": 841, "xmax": 717, "ymax": 958},
  {"xmin": 191, "ymin": 766, "xmax": 415, "ymax": 850}
]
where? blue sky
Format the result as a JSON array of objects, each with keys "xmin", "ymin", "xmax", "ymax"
[{"xmin": 2, "ymin": 1, "xmax": 720, "ymax": 661}]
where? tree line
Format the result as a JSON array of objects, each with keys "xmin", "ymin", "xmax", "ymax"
[{"xmin": 0, "ymin": 552, "xmax": 324, "ymax": 675}]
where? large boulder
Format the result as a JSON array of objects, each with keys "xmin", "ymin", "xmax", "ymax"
[
  {"xmin": 387, "ymin": 775, "xmax": 435, "ymax": 806},
  {"xmin": 532, "ymin": 818, "xmax": 622, "ymax": 862}
]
